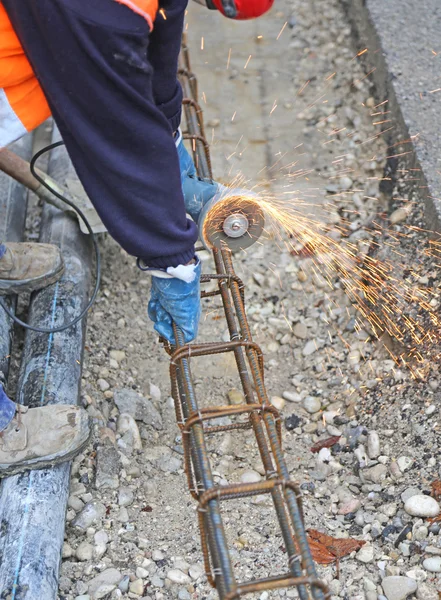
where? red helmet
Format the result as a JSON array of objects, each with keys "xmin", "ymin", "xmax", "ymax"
[{"xmin": 203, "ymin": 0, "xmax": 274, "ymax": 19}]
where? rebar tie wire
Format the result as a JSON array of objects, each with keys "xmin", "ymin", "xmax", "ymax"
[{"xmin": 159, "ymin": 37, "xmax": 330, "ymax": 600}]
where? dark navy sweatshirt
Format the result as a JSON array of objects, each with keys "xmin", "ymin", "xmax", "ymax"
[{"xmin": 3, "ymin": 0, "xmax": 198, "ymax": 268}]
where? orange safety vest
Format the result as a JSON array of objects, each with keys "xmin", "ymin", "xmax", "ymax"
[{"xmin": 0, "ymin": 0, "xmax": 158, "ymax": 149}]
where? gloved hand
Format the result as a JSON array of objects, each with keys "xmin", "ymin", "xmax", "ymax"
[
  {"xmin": 176, "ymin": 130, "xmax": 223, "ymax": 222},
  {"xmin": 147, "ymin": 259, "xmax": 201, "ymax": 345}
]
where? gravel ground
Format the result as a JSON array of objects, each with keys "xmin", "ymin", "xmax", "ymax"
[{"xmin": 58, "ymin": 1, "xmax": 441, "ymax": 599}]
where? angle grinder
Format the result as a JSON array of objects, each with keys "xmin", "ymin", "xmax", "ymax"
[{"xmin": 195, "ymin": 187, "xmax": 265, "ymax": 252}]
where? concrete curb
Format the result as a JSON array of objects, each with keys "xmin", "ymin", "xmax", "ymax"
[{"xmin": 341, "ymin": 0, "xmax": 441, "ymax": 234}]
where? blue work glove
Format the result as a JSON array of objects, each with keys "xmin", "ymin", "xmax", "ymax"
[
  {"xmin": 176, "ymin": 130, "xmax": 222, "ymax": 222},
  {"xmin": 147, "ymin": 259, "xmax": 201, "ymax": 345}
]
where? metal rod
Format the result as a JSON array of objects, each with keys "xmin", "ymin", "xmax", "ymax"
[{"xmin": 158, "ymin": 39, "xmax": 331, "ymax": 599}]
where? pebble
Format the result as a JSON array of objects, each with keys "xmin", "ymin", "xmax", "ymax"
[
  {"xmin": 404, "ymin": 495, "xmax": 440, "ymax": 518},
  {"xmin": 363, "ymin": 464, "xmax": 387, "ymax": 484},
  {"xmin": 270, "ymin": 396, "xmax": 285, "ymax": 411},
  {"xmin": 129, "ymin": 579, "xmax": 145, "ymax": 595},
  {"xmin": 117, "ymin": 413, "xmax": 143, "ymax": 451},
  {"xmin": 72, "ymin": 502, "xmax": 106, "ymax": 530},
  {"xmin": 401, "ymin": 487, "xmax": 420, "ymax": 503},
  {"xmin": 367, "ymin": 431, "xmax": 380, "ymax": 458},
  {"xmin": 282, "ymin": 391, "xmax": 302, "ymax": 403},
  {"xmin": 167, "ymin": 569, "xmax": 191, "ymax": 584},
  {"xmin": 381, "ymin": 576, "xmax": 417, "ymax": 600},
  {"xmin": 227, "ymin": 388, "xmax": 245, "ymax": 405},
  {"xmin": 76, "ymin": 541, "xmax": 94, "ymax": 561},
  {"xmin": 240, "ymin": 470, "xmax": 261, "ymax": 483},
  {"xmin": 189, "ymin": 564, "xmax": 204, "ymax": 580},
  {"xmin": 302, "ymin": 340, "xmax": 318, "ymax": 356},
  {"xmin": 302, "ymin": 396, "xmax": 321, "ymax": 414},
  {"xmin": 88, "ymin": 569, "xmax": 122, "ymax": 596},
  {"xmin": 356, "ymin": 544, "xmax": 374, "ymax": 563},
  {"xmin": 338, "ymin": 498, "xmax": 361, "ymax": 515},
  {"xmin": 149, "ymin": 382, "xmax": 161, "ymax": 401},
  {"xmin": 397, "ymin": 456, "xmax": 413, "ymax": 472},
  {"xmin": 97, "ymin": 378, "xmax": 110, "ymax": 392},
  {"xmin": 293, "ymin": 322, "xmax": 308, "ymax": 339},
  {"xmin": 152, "ymin": 549, "xmax": 165, "ymax": 561},
  {"xmin": 114, "ymin": 388, "xmax": 163, "ymax": 429},
  {"xmin": 422, "ymin": 556, "xmax": 441, "ymax": 572},
  {"xmin": 109, "ymin": 350, "xmax": 126, "ymax": 362},
  {"xmin": 390, "ymin": 207, "xmax": 409, "ymax": 225},
  {"xmin": 118, "ymin": 487, "xmax": 134, "ymax": 507}
]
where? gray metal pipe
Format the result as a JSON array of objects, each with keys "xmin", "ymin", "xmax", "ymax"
[{"xmin": 0, "ymin": 135, "xmax": 93, "ymax": 599}]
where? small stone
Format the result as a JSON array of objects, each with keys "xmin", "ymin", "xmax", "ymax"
[
  {"xmin": 401, "ymin": 487, "xmax": 420, "ymax": 503},
  {"xmin": 129, "ymin": 579, "xmax": 145, "ymax": 595},
  {"xmin": 152, "ymin": 549, "xmax": 165, "ymax": 561},
  {"xmin": 114, "ymin": 388, "xmax": 163, "ymax": 429},
  {"xmin": 227, "ymin": 388, "xmax": 245, "ymax": 405},
  {"xmin": 302, "ymin": 340, "xmax": 318, "ymax": 356},
  {"xmin": 76, "ymin": 541, "xmax": 94, "ymax": 561},
  {"xmin": 62, "ymin": 543, "xmax": 74, "ymax": 558},
  {"xmin": 338, "ymin": 498, "xmax": 361, "ymax": 515},
  {"xmin": 118, "ymin": 576, "xmax": 130, "ymax": 593},
  {"xmin": 109, "ymin": 350, "xmax": 126, "ymax": 362},
  {"xmin": 88, "ymin": 569, "xmax": 122, "ymax": 596},
  {"xmin": 270, "ymin": 396, "xmax": 285, "ymax": 411},
  {"xmin": 356, "ymin": 544, "xmax": 374, "ymax": 563},
  {"xmin": 397, "ymin": 456, "xmax": 413, "ymax": 472},
  {"xmin": 302, "ymin": 396, "xmax": 321, "ymax": 414},
  {"xmin": 97, "ymin": 378, "xmax": 110, "ymax": 392},
  {"xmin": 293, "ymin": 322, "xmax": 308, "ymax": 339},
  {"xmin": 363, "ymin": 464, "xmax": 387, "ymax": 484},
  {"xmin": 149, "ymin": 382, "xmax": 161, "ymax": 402},
  {"xmin": 95, "ymin": 444, "xmax": 121, "ymax": 489},
  {"xmin": 72, "ymin": 502, "xmax": 106, "ymax": 530},
  {"xmin": 167, "ymin": 569, "xmax": 191, "ymax": 585},
  {"xmin": 117, "ymin": 413, "xmax": 143, "ymax": 451},
  {"xmin": 390, "ymin": 207, "xmax": 409, "ymax": 225},
  {"xmin": 422, "ymin": 556, "xmax": 441, "ymax": 573},
  {"xmin": 282, "ymin": 391, "xmax": 302, "ymax": 403},
  {"xmin": 117, "ymin": 507, "xmax": 129, "ymax": 522},
  {"xmin": 240, "ymin": 470, "xmax": 261, "ymax": 483},
  {"xmin": 68, "ymin": 494, "xmax": 84, "ymax": 512},
  {"xmin": 367, "ymin": 431, "xmax": 380, "ymax": 459},
  {"xmin": 189, "ymin": 564, "xmax": 204, "ymax": 580},
  {"xmin": 381, "ymin": 576, "xmax": 417, "ymax": 600},
  {"xmin": 135, "ymin": 567, "xmax": 149, "ymax": 579},
  {"xmin": 404, "ymin": 495, "xmax": 440, "ymax": 518},
  {"xmin": 118, "ymin": 487, "xmax": 134, "ymax": 507}
]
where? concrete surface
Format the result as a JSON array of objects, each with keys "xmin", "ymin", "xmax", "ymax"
[{"xmin": 342, "ymin": 0, "xmax": 441, "ymax": 232}]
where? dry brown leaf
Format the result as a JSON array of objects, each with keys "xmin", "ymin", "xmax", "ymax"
[
  {"xmin": 307, "ymin": 529, "xmax": 366, "ymax": 561},
  {"xmin": 306, "ymin": 537, "xmax": 336, "ymax": 565},
  {"xmin": 432, "ymin": 480, "xmax": 441, "ymax": 501},
  {"xmin": 310, "ymin": 436, "xmax": 341, "ymax": 454}
]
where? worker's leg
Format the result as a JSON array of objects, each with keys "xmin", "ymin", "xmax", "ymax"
[{"xmin": 2, "ymin": 0, "xmax": 198, "ymax": 269}]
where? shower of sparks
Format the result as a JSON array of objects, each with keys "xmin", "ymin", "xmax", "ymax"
[
  {"xmin": 204, "ymin": 180, "xmax": 441, "ymax": 380},
  {"xmin": 244, "ymin": 55, "xmax": 252, "ymax": 69},
  {"xmin": 276, "ymin": 22, "xmax": 288, "ymax": 40}
]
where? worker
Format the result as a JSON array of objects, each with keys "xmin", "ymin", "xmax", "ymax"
[{"xmin": 0, "ymin": 0, "xmax": 273, "ymax": 477}]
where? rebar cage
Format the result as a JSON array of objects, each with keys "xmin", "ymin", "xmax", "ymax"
[{"xmin": 160, "ymin": 37, "xmax": 330, "ymax": 600}]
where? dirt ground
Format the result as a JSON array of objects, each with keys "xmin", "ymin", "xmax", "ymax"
[{"xmin": 57, "ymin": 1, "xmax": 441, "ymax": 599}]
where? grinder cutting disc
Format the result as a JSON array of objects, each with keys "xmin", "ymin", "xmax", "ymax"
[{"xmin": 199, "ymin": 191, "xmax": 265, "ymax": 251}]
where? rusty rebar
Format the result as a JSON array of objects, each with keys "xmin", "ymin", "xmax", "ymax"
[{"xmin": 160, "ymin": 37, "xmax": 330, "ymax": 600}]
